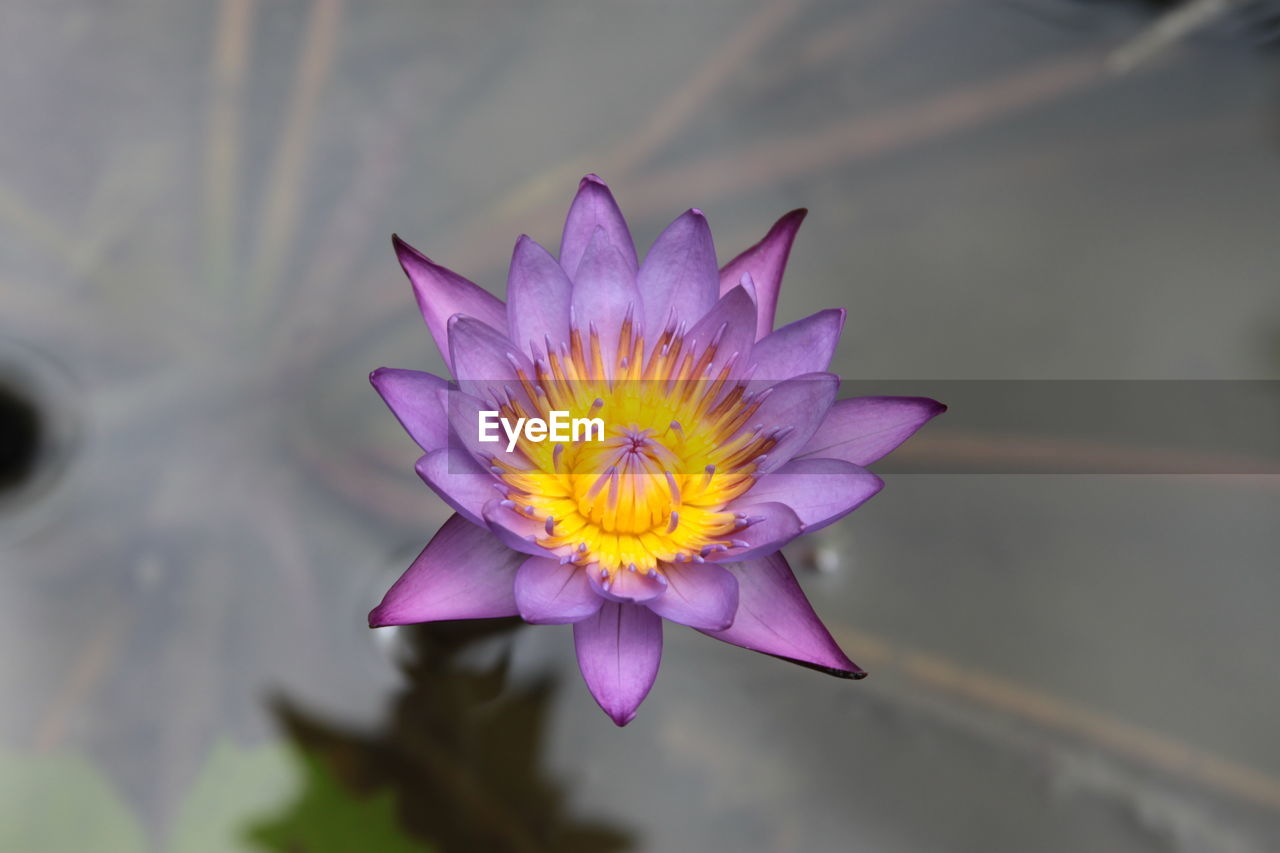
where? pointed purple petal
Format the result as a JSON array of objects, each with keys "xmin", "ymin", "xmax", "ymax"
[
  {"xmin": 700, "ymin": 552, "xmax": 864, "ymax": 678},
  {"xmin": 450, "ymin": 312, "xmax": 529, "ymax": 384},
  {"xmin": 560, "ymin": 174, "xmax": 638, "ymax": 278},
  {"xmin": 681, "ymin": 284, "xmax": 756, "ymax": 379},
  {"xmin": 749, "ymin": 372, "xmax": 839, "ymax": 471},
  {"xmin": 645, "ymin": 561, "xmax": 738, "ymax": 630},
  {"xmin": 447, "ymin": 314, "xmax": 534, "ymax": 403},
  {"xmin": 719, "ymin": 209, "xmax": 806, "ymax": 340},
  {"xmin": 415, "ymin": 449, "xmax": 498, "ymax": 526},
  {"xmin": 514, "ymin": 557, "xmax": 603, "ymax": 624},
  {"xmin": 732, "ymin": 457, "xmax": 883, "ymax": 533},
  {"xmin": 638, "ymin": 209, "xmax": 720, "ymax": 343},
  {"xmin": 442, "ymin": 388, "xmax": 532, "ymax": 471},
  {"xmin": 749, "ymin": 309, "xmax": 845, "ymax": 381},
  {"xmin": 735, "ymin": 270, "xmax": 759, "ymax": 306},
  {"xmin": 507, "ymin": 235, "xmax": 572, "ymax": 355},
  {"xmin": 574, "ymin": 601, "xmax": 663, "ymax": 726},
  {"xmin": 369, "ymin": 368, "xmax": 450, "ymax": 452},
  {"xmin": 570, "ymin": 227, "xmax": 643, "ymax": 368},
  {"xmin": 369, "ymin": 514, "xmax": 522, "ymax": 627},
  {"xmin": 441, "ymin": 387, "xmax": 499, "ymax": 459},
  {"xmin": 706, "ymin": 501, "xmax": 803, "ymax": 562},
  {"xmin": 392, "ymin": 234, "xmax": 507, "ymax": 370},
  {"xmin": 798, "ymin": 396, "xmax": 947, "ymax": 466}
]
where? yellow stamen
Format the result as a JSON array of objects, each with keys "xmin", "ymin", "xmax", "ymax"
[{"xmin": 489, "ymin": 314, "xmax": 769, "ymax": 579}]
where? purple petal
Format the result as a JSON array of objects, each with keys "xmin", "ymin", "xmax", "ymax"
[
  {"xmin": 514, "ymin": 557, "xmax": 603, "ymax": 624},
  {"xmin": 507, "ymin": 235, "xmax": 572, "ymax": 356},
  {"xmin": 731, "ymin": 457, "xmax": 883, "ymax": 533},
  {"xmin": 448, "ymin": 315, "xmax": 537, "ymax": 422},
  {"xmin": 392, "ymin": 234, "xmax": 507, "ymax": 371},
  {"xmin": 369, "ymin": 367, "xmax": 450, "ymax": 452},
  {"xmin": 482, "ymin": 499, "xmax": 552, "ymax": 558},
  {"xmin": 587, "ymin": 564, "xmax": 667, "ymax": 603},
  {"xmin": 749, "ymin": 309, "xmax": 845, "ymax": 381},
  {"xmin": 719, "ymin": 209, "xmax": 806, "ymax": 340},
  {"xmin": 734, "ymin": 270, "xmax": 759, "ymax": 306},
  {"xmin": 706, "ymin": 501, "xmax": 803, "ymax": 562},
  {"xmin": 574, "ymin": 601, "xmax": 663, "ymax": 726},
  {"xmin": 798, "ymin": 396, "xmax": 947, "ymax": 466},
  {"xmin": 447, "ymin": 315, "xmax": 534, "ymax": 404},
  {"xmin": 570, "ymin": 227, "xmax": 643, "ymax": 368},
  {"xmin": 700, "ymin": 552, "xmax": 864, "ymax": 678},
  {"xmin": 415, "ymin": 448, "xmax": 497, "ymax": 526},
  {"xmin": 442, "ymin": 388, "xmax": 533, "ymax": 473},
  {"xmin": 681, "ymin": 284, "xmax": 757, "ymax": 379},
  {"xmin": 369, "ymin": 514, "xmax": 522, "ymax": 627},
  {"xmin": 638, "ymin": 209, "xmax": 719, "ymax": 343},
  {"xmin": 645, "ymin": 561, "xmax": 738, "ymax": 630},
  {"xmin": 749, "ymin": 372, "xmax": 839, "ymax": 471},
  {"xmin": 560, "ymin": 174, "xmax": 638, "ymax": 279}
]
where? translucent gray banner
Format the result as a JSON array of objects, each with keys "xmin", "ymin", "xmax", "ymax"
[{"xmin": 442, "ymin": 380, "xmax": 1280, "ymax": 475}]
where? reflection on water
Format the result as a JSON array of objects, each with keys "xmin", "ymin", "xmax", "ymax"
[{"xmin": 258, "ymin": 620, "xmax": 630, "ymax": 852}]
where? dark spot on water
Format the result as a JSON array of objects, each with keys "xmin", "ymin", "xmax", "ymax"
[{"xmin": 0, "ymin": 380, "xmax": 42, "ymax": 495}]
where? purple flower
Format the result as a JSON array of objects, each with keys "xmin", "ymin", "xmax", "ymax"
[{"xmin": 369, "ymin": 175, "xmax": 944, "ymax": 725}]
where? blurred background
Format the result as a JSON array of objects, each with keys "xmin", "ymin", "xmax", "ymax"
[{"xmin": 3, "ymin": 0, "xmax": 1280, "ymax": 850}]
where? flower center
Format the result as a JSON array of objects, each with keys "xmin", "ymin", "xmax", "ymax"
[{"xmin": 489, "ymin": 312, "xmax": 783, "ymax": 578}]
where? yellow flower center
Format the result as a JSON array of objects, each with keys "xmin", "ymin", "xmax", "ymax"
[{"xmin": 491, "ymin": 312, "xmax": 780, "ymax": 579}]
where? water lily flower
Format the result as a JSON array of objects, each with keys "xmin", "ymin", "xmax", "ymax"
[{"xmin": 369, "ymin": 175, "xmax": 944, "ymax": 725}]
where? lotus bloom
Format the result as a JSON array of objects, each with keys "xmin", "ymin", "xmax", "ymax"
[{"xmin": 369, "ymin": 175, "xmax": 943, "ymax": 725}]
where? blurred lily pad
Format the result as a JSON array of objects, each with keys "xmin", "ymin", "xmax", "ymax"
[
  {"xmin": 168, "ymin": 738, "xmax": 293, "ymax": 853},
  {"xmin": 0, "ymin": 749, "xmax": 144, "ymax": 853},
  {"xmin": 246, "ymin": 750, "xmax": 430, "ymax": 853}
]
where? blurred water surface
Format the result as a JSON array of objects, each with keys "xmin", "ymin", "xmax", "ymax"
[{"xmin": 2, "ymin": 0, "xmax": 1280, "ymax": 850}]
